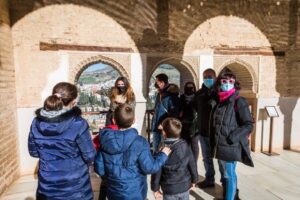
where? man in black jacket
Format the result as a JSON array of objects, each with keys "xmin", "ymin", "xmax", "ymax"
[
  {"xmin": 151, "ymin": 118, "xmax": 198, "ymax": 200},
  {"xmin": 193, "ymin": 68, "xmax": 225, "ymax": 188}
]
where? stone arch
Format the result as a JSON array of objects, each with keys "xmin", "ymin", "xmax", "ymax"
[
  {"xmin": 148, "ymin": 57, "xmax": 198, "ymax": 91},
  {"xmin": 184, "ymin": 15, "xmax": 272, "ymax": 54},
  {"xmin": 218, "ymin": 58, "xmax": 258, "ymax": 94},
  {"xmin": 11, "ymin": 4, "xmax": 140, "ymax": 107},
  {"xmin": 72, "ymin": 55, "xmax": 129, "ymax": 84}
]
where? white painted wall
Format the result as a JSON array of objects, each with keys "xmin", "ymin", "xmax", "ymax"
[
  {"xmin": 199, "ymin": 50, "xmax": 214, "ymax": 86},
  {"xmin": 130, "ymin": 53, "xmax": 147, "ymax": 134},
  {"xmin": 41, "ymin": 51, "xmax": 69, "ymax": 101},
  {"xmin": 286, "ymin": 98, "xmax": 300, "ymax": 150},
  {"xmin": 254, "ymin": 97, "xmax": 300, "ymax": 152},
  {"xmin": 17, "ymin": 52, "xmax": 70, "ymax": 175},
  {"xmin": 17, "ymin": 107, "xmax": 38, "ymax": 175},
  {"xmin": 255, "ymin": 98, "xmax": 283, "ymax": 152}
]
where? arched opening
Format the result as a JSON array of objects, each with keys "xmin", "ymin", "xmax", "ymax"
[
  {"xmin": 11, "ymin": 4, "xmax": 141, "ymax": 176},
  {"xmin": 218, "ymin": 60, "xmax": 258, "ymax": 98},
  {"xmin": 183, "ymin": 15, "xmax": 278, "ymax": 152},
  {"xmin": 147, "ymin": 58, "xmax": 197, "ymax": 109},
  {"xmin": 75, "ymin": 62, "xmax": 122, "ymax": 133},
  {"xmin": 147, "ymin": 64, "xmax": 180, "ymax": 109}
]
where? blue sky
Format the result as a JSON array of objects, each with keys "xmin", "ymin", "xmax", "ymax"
[{"xmin": 84, "ymin": 63, "xmax": 112, "ymax": 72}]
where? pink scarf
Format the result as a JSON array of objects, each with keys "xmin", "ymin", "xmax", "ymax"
[{"xmin": 218, "ymin": 88, "xmax": 236, "ymax": 103}]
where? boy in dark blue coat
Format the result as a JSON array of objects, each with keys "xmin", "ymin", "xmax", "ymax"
[
  {"xmin": 94, "ymin": 104, "xmax": 171, "ymax": 200},
  {"xmin": 151, "ymin": 118, "xmax": 199, "ymax": 200}
]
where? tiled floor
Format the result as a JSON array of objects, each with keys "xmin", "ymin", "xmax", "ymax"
[{"xmin": 1, "ymin": 150, "xmax": 300, "ymax": 200}]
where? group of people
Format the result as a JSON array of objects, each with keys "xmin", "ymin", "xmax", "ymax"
[{"xmin": 28, "ymin": 67, "xmax": 254, "ymax": 200}]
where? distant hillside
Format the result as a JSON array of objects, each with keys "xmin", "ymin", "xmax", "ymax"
[{"xmin": 78, "ymin": 66, "xmax": 120, "ymax": 85}]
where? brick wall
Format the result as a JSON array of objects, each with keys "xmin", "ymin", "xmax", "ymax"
[
  {"xmin": 9, "ymin": 0, "xmax": 300, "ymax": 97},
  {"xmin": 11, "ymin": 4, "xmax": 138, "ymax": 107},
  {"xmin": 0, "ymin": 0, "xmax": 19, "ymax": 196}
]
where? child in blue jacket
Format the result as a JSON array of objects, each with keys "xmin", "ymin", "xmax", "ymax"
[
  {"xmin": 28, "ymin": 82, "xmax": 96, "ymax": 200},
  {"xmin": 94, "ymin": 104, "xmax": 171, "ymax": 200}
]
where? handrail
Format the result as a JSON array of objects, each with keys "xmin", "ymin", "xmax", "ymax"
[
  {"xmin": 83, "ymin": 109, "xmax": 154, "ymax": 145},
  {"xmin": 82, "ymin": 111, "xmax": 110, "ymax": 115},
  {"xmin": 145, "ymin": 109, "xmax": 154, "ymax": 144}
]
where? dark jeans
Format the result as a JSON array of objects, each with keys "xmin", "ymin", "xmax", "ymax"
[
  {"xmin": 199, "ymin": 135, "xmax": 225, "ymax": 184},
  {"xmin": 190, "ymin": 134, "xmax": 200, "ymax": 163},
  {"xmin": 163, "ymin": 190, "xmax": 189, "ymax": 200},
  {"xmin": 98, "ymin": 178, "xmax": 108, "ymax": 200},
  {"xmin": 181, "ymin": 123, "xmax": 199, "ymax": 163},
  {"xmin": 153, "ymin": 131, "xmax": 163, "ymax": 153}
]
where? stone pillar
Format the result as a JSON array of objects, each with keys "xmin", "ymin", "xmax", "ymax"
[
  {"xmin": 198, "ymin": 50, "xmax": 214, "ymax": 86},
  {"xmin": 130, "ymin": 53, "xmax": 147, "ymax": 135},
  {"xmin": 0, "ymin": 0, "xmax": 19, "ymax": 195}
]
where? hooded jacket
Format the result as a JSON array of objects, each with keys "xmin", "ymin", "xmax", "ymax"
[
  {"xmin": 28, "ymin": 107, "xmax": 96, "ymax": 200},
  {"xmin": 94, "ymin": 128, "xmax": 168, "ymax": 200},
  {"xmin": 151, "ymin": 139, "xmax": 198, "ymax": 195},
  {"xmin": 151, "ymin": 84, "xmax": 180, "ymax": 132}
]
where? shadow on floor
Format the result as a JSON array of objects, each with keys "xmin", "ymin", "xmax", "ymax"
[{"xmin": 191, "ymin": 175, "xmax": 224, "ymax": 200}]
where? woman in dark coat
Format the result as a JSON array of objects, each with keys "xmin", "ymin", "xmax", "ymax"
[
  {"xmin": 210, "ymin": 68, "xmax": 254, "ymax": 200},
  {"xmin": 28, "ymin": 82, "xmax": 96, "ymax": 200},
  {"xmin": 179, "ymin": 81, "xmax": 201, "ymax": 165}
]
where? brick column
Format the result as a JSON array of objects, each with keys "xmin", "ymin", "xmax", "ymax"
[{"xmin": 0, "ymin": 0, "xmax": 19, "ymax": 195}]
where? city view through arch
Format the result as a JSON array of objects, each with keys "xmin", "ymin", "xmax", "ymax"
[{"xmin": 77, "ymin": 62, "xmax": 120, "ymax": 132}]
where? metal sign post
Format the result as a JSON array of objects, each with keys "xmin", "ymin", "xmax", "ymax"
[{"xmin": 262, "ymin": 106, "xmax": 280, "ymax": 156}]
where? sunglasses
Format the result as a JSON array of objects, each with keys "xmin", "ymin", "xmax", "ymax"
[{"xmin": 220, "ymin": 79, "xmax": 235, "ymax": 84}]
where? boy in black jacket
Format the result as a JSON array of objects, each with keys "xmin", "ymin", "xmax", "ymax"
[{"xmin": 151, "ymin": 117, "xmax": 199, "ymax": 200}]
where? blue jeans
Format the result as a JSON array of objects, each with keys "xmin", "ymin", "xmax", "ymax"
[
  {"xmin": 153, "ymin": 131, "xmax": 163, "ymax": 153},
  {"xmin": 199, "ymin": 135, "xmax": 225, "ymax": 184},
  {"xmin": 163, "ymin": 191, "xmax": 189, "ymax": 200},
  {"xmin": 222, "ymin": 161, "xmax": 237, "ymax": 200}
]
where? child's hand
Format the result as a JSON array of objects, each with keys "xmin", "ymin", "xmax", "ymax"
[
  {"xmin": 189, "ymin": 183, "xmax": 196, "ymax": 191},
  {"xmin": 154, "ymin": 191, "xmax": 162, "ymax": 199},
  {"xmin": 161, "ymin": 147, "xmax": 171, "ymax": 156}
]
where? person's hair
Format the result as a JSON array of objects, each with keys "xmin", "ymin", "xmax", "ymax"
[
  {"xmin": 203, "ymin": 68, "xmax": 216, "ymax": 77},
  {"xmin": 184, "ymin": 81, "xmax": 196, "ymax": 94},
  {"xmin": 161, "ymin": 117, "xmax": 182, "ymax": 138},
  {"xmin": 155, "ymin": 73, "xmax": 169, "ymax": 84},
  {"xmin": 215, "ymin": 67, "xmax": 241, "ymax": 90},
  {"xmin": 111, "ymin": 76, "xmax": 135, "ymax": 103},
  {"xmin": 113, "ymin": 104, "xmax": 135, "ymax": 128},
  {"xmin": 44, "ymin": 82, "xmax": 78, "ymax": 111}
]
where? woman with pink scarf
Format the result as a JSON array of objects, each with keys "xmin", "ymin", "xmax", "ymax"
[{"xmin": 210, "ymin": 68, "xmax": 254, "ymax": 200}]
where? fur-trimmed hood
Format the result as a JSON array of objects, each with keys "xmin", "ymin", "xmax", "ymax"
[
  {"xmin": 167, "ymin": 83, "xmax": 180, "ymax": 95},
  {"xmin": 34, "ymin": 106, "xmax": 82, "ymax": 136},
  {"xmin": 35, "ymin": 106, "xmax": 82, "ymax": 123},
  {"xmin": 160, "ymin": 84, "xmax": 180, "ymax": 99}
]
